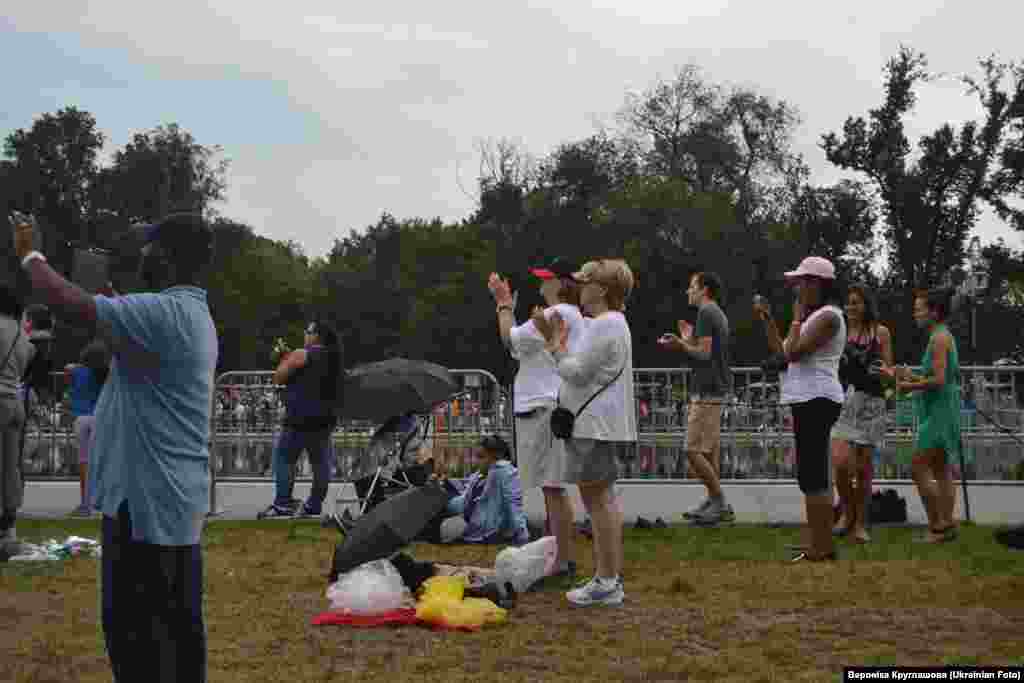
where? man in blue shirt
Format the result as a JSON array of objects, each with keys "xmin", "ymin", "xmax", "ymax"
[{"xmin": 13, "ymin": 212, "xmax": 217, "ymax": 683}]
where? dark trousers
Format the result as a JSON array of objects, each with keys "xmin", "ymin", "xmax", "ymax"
[
  {"xmin": 102, "ymin": 502, "xmax": 206, "ymax": 683},
  {"xmin": 791, "ymin": 398, "xmax": 842, "ymax": 496},
  {"xmin": 273, "ymin": 427, "xmax": 332, "ymax": 512}
]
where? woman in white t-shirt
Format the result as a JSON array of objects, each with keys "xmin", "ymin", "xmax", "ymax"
[
  {"xmin": 762, "ymin": 256, "xmax": 846, "ymax": 562},
  {"xmin": 533, "ymin": 258, "xmax": 637, "ymax": 607},
  {"xmin": 488, "ymin": 258, "xmax": 585, "ymax": 579}
]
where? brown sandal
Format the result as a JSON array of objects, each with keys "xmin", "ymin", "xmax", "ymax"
[
  {"xmin": 790, "ymin": 551, "xmax": 838, "ymax": 563},
  {"xmin": 915, "ymin": 527, "xmax": 953, "ymax": 544}
]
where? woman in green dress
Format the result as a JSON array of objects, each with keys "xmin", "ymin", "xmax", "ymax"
[{"xmin": 883, "ymin": 288, "xmax": 960, "ymax": 543}]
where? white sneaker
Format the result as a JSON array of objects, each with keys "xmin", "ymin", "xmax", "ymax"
[
  {"xmin": 682, "ymin": 498, "xmax": 713, "ymax": 519},
  {"xmin": 566, "ymin": 576, "xmax": 624, "ymax": 606}
]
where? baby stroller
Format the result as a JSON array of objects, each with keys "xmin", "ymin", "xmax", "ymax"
[
  {"xmin": 334, "ymin": 412, "xmax": 435, "ymax": 523},
  {"xmin": 327, "ymin": 357, "xmax": 461, "ymax": 532}
]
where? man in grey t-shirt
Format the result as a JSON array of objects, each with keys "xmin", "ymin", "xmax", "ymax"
[{"xmin": 659, "ymin": 271, "xmax": 733, "ymax": 525}]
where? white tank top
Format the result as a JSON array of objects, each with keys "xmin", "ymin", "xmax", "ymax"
[{"xmin": 780, "ymin": 304, "xmax": 845, "ymax": 405}]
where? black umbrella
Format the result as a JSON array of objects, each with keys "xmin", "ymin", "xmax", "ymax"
[
  {"xmin": 327, "ymin": 482, "xmax": 451, "ymax": 583},
  {"xmin": 338, "ymin": 358, "xmax": 458, "ymax": 422}
]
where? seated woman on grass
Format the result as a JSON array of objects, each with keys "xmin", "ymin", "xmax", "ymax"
[{"xmin": 438, "ymin": 434, "xmax": 530, "ymax": 546}]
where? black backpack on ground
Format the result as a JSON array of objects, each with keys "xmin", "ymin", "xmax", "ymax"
[{"xmin": 868, "ymin": 489, "xmax": 907, "ymax": 524}]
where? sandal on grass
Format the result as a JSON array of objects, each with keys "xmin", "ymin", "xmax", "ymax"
[
  {"xmin": 790, "ymin": 550, "xmax": 838, "ymax": 563},
  {"xmin": 914, "ymin": 527, "xmax": 954, "ymax": 544}
]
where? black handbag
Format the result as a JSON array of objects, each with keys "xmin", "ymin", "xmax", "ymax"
[{"xmin": 550, "ymin": 363, "xmax": 626, "ymax": 440}]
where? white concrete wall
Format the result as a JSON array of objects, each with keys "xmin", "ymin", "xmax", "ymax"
[{"xmin": 22, "ymin": 479, "xmax": 1024, "ymax": 526}]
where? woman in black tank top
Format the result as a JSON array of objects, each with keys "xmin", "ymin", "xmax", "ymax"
[{"xmin": 831, "ymin": 285, "xmax": 894, "ymax": 544}]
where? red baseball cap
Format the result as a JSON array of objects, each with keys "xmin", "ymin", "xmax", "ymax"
[{"xmin": 529, "ymin": 258, "xmax": 579, "ymax": 281}]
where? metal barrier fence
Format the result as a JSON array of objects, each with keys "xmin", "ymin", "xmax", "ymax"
[
  {"xmin": 29, "ymin": 365, "xmax": 1024, "ymax": 439},
  {"xmin": 633, "ymin": 366, "xmax": 1023, "ymax": 437},
  {"xmin": 21, "ymin": 366, "xmax": 1024, "ymax": 487}
]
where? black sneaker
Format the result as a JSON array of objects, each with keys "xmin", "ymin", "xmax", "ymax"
[
  {"xmin": 257, "ymin": 503, "xmax": 296, "ymax": 520},
  {"xmin": 653, "ymin": 517, "xmax": 668, "ymax": 529},
  {"xmin": 296, "ymin": 502, "xmax": 322, "ymax": 518},
  {"xmin": 634, "ymin": 517, "xmax": 653, "ymax": 530}
]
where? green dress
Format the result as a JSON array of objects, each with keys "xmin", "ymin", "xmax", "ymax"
[{"xmin": 913, "ymin": 324, "xmax": 963, "ymax": 461}]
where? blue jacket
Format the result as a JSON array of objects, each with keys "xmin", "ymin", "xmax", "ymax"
[{"xmin": 446, "ymin": 460, "xmax": 529, "ymax": 545}]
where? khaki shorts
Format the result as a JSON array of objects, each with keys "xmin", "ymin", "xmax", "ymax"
[{"xmin": 686, "ymin": 399, "xmax": 722, "ymax": 471}]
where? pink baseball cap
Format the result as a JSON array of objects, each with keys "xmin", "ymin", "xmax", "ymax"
[{"xmin": 784, "ymin": 256, "xmax": 836, "ymax": 281}]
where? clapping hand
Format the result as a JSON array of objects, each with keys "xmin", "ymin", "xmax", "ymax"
[
  {"xmin": 753, "ymin": 299, "xmax": 772, "ymax": 322},
  {"xmin": 677, "ymin": 319, "xmax": 694, "ymax": 341},
  {"xmin": 531, "ymin": 307, "xmax": 567, "ymax": 352},
  {"xmin": 488, "ymin": 272, "xmax": 515, "ymax": 308},
  {"xmin": 880, "ymin": 365, "xmax": 912, "ymax": 382},
  {"xmin": 657, "ymin": 332, "xmax": 685, "ymax": 352}
]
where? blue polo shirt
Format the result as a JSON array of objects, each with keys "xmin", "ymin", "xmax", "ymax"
[{"xmin": 89, "ymin": 286, "xmax": 218, "ymax": 546}]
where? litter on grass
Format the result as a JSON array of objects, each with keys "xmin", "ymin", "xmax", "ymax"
[{"xmin": 8, "ymin": 536, "xmax": 101, "ymax": 562}]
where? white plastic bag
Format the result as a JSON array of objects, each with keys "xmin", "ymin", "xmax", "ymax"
[
  {"xmin": 326, "ymin": 559, "xmax": 415, "ymax": 615},
  {"xmin": 494, "ymin": 535, "xmax": 558, "ymax": 594}
]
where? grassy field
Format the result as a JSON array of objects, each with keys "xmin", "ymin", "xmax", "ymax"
[{"xmin": 2, "ymin": 519, "xmax": 1023, "ymax": 682}]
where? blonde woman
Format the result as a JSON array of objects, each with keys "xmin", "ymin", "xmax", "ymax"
[{"xmin": 533, "ymin": 259, "xmax": 637, "ymax": 606}]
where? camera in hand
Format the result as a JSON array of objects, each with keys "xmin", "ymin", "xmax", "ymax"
[{"xmin": 839, "ymin": 344, "xmax": 885, "ymax": 396}]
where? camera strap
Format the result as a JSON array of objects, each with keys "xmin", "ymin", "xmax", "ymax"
[
  {"xmin": 1, "ymin": 325, "xmax": 23, "ymax": 377},
  {"xmin": 556, "ymin": 360, "xmax": 626, "ymax": 419}
]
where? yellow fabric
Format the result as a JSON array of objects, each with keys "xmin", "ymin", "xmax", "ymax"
[{"xmin": 415, "ymin": 575, "xmax": 507, "ymax": 629}]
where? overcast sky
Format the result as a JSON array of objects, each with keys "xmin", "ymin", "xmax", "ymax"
[{"xmin": 3, "ymin": 1, "xmax": 1022, "ymax": 259}]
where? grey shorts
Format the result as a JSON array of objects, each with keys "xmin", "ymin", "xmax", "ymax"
[
  {"xmin": 515, "ymin": 405, "xmax": 566, "ymax": 490},
  {"xmin": 831, "ymin": 388, "xmax": 887, "ymax": 449},
  {"xmin": 563, "ymin": 439, "xmax": 632, "ymax": 484}
]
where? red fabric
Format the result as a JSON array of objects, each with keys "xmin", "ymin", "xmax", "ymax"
[
  {"xmin": 311, "ymin": 609, "xmax": 419, "ymax": 627},
  {"xmin": 311, "ymin": 608, "xmax": 489, "ymax": 632}
]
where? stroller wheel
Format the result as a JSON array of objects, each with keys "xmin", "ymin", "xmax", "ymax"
[
  {"xmin": 323, "ymin": 513, "xmax": 345, "ymax": 536},
  {"xmin": 323, "ymin": 511, "xmax": 355, "ymax": 536}
]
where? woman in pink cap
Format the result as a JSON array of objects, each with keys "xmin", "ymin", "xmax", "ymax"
[{"xmin": 760, "ymin": 256, "xmax": 846, "ymax": 561}]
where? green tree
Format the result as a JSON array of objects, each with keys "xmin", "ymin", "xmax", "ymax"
[
  {"xmin": 207, "ymin": 234, "xmax": 312, "ymax": 371},
  {"xmin": 822, "ymin": 48, "xmax": 1024, "ymax": 289},
  {"xmin": 96, "ymin": 123, "xmax": 228, "ymax": 222},
  {"xmin": 784, "ymin": 179, "xmax": 879, "ymax": 282},
  {"xmin": 3, "ymin": 107, "xmax": 106, "ymax": 274}
]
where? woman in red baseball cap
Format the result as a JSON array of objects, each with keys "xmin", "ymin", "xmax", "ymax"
[{"xmin": 488, "ymin": 258, "xmax": 586, "ymax": 581}]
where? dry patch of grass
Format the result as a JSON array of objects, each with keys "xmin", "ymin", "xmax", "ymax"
[{"xmin": 2, "ymin": 520, "xmax": 1023, "ymax": 682}]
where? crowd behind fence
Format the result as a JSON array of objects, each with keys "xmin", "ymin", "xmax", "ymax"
[
  {"xmin": 23, "ymin": 365, "xmax": 1024, "ymax": 438},
  {"xmin": 20, "ymin": 365, "xmax": 1024, "ymax": 483}
]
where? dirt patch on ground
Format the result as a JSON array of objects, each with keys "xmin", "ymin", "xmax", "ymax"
[{"xmin": 4, "ymin": 521, "xmax": 1024, "ymax": 682}]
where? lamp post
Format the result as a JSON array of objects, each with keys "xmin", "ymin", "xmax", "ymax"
[{"xmin": 961, "ymin": 238, "xmax": 988, "ymax": 356}]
